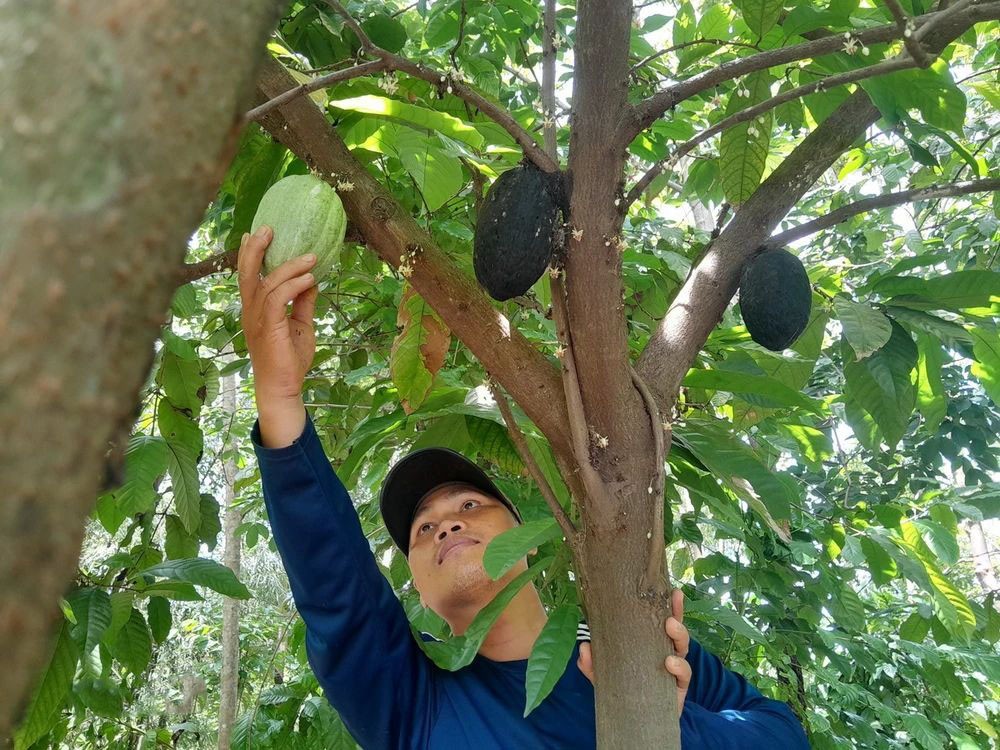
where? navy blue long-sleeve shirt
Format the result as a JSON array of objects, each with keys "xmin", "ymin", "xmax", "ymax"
[{"xmin": 251, "ymin": 409, "xmax": 811, "ymax": 749}]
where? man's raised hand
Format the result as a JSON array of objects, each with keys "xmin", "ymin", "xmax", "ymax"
[{"xmin": 237, "ymin": 225, "xmax": 319, "ymax": 404}]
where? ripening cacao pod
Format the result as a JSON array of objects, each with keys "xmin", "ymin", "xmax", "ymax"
[
  {"xmin": 738, "ymin": 247, "xmax": 812, "ymax": 351},
  {"xmin": 473, "ymin": 163, "xmax": 566, "ymax": 301},
  {"xmin": 251, "ymin": 174, "xmax": 348, "ymax": 282}
]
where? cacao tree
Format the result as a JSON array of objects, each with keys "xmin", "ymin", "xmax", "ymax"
[{"xmin": 5, "ymin": 0, "xmax": 1000, "ymax": 747}]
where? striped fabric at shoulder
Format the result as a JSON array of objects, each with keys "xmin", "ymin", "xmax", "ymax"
[{"xmin": 576, "ymin": 621, "xmax": 590, "ymax": 642}]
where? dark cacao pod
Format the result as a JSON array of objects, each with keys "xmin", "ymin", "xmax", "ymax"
[
  {"xmin": 739, "ymin": 247, "xmax": 812, "ymax": 351},
  {"xmin": 473, "ymin": 163, "xmax": 565, "ymax": 301}
]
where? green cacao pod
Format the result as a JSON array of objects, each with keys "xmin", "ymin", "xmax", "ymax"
[
  {"xmin": 738, "ymin": 247, "xmax": 812, "ymax": 351},
  {"xmin": 250, "ymin": 174, "xmax": 347, "ymax": 282},
  {"xmin": 473, "ymin": 163, "xmax": 566, "ymax": 301}
]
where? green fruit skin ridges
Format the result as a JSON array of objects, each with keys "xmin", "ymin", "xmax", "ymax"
[{"xmin": 250, "ymin": 174, "xmax": 347, "ymax": 283}]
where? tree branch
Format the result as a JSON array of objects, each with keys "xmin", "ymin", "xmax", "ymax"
[
  {"xmin": 252, "ymin": 56, "xmax": 577, "ymax": 467},
  {"xmin": 243, "ymin": 60, "xmax": 388, "ymax": 123},
  {"xmin": 625, "ymin": 56, "xmax": 914, "ymax": 208},
  {"xmin": 634, "ymin": 0, "xmax": 991, "ymax": 415},
  {"xmin": 486, "ymin": 379, "xmax": 578, "ymax": 541},
  {"xmin": 763, "ymin": 178, "xmax": 1000, "ymax": 249},
  {"xmin": 320, "ymin": 0, "xmax": 559, "ymax": 172},
  {"xmin": 882, "ymin": 0, "xmax": 933, "ymax": 67},
  {"xmin": 623, "ymin": 1, "xmax": 999, "ymax": 141}
]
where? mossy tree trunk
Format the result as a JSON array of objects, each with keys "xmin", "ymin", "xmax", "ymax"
[{"xmin": 0, "ymin": 1, "xmax": 283, "ymax": 738}]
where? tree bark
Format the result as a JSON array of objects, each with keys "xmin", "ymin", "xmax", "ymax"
[
  {"xmin": 0, "ymin": 0, "xmax": 282, "ymax": 738},
  {"xmin": 218, "ymin": 360, "xmax": 243, "ymax": 750}
]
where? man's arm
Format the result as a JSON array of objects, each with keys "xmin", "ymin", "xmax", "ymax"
[
  {"xmin": 681, "ymin": 638, "xmax": 811, "ymax": 748},
  {"xmin": 252, "ymin": 403, "xmax": 438, "ymax": 750}
]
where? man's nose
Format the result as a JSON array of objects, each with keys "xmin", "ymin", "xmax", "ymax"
[{"xmin": 436, "ymin": 521, "xmax": 464, "ymax": 540}]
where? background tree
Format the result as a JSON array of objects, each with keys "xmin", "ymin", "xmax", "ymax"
[{"xmin": 5, "ymin": 0, "xmax": 1000, "ymax": 748}]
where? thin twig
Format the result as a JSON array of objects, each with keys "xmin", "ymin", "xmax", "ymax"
[
  {"xmin": 625, "ymin": 57, "xmax": 915, "ymax": 207},
  {"xmin": 320, "ymin": 0, "xmax": 558, "ymax": 172},
  {"xmin": 629, "ymin": 364, "xmax": 670, "ymax": 597},
  {"xmin": 763, "ymin": 178, "xmax": 1000, "ymax": 248},
  {"xmin": 487, "ymin": 379, "xmax": 578, "ymax": 541},
  {"xmin": 629, "ymin": 38, "xmax": 763, "ymax": 75},
  {"xmin": 624, "ymin": 1, "xmax": 995, "ymax": 140},
  {"xmin": 550, "ymin": 274, "xmax": 610, "ymax": 507},
  {"xmin": 882, "ymin": 0, "xmax": 933, "ymax": 67},
  {"xmin": 542, "ymin": 0, "xmax": 558, "ymax": 159},
  {"xmin": 244, "ymin": 60, "xmax": 388, "ymax": 124},
  {"xmin": 449, "ymin": 0, "xmax": 467, "ymax": 71}
]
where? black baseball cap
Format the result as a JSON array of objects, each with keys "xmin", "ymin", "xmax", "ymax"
[{"xmin": 379, "ymin": 447, "xmax": 522, "ymax": 556}]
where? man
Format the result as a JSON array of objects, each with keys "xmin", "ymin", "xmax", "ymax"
[{"xmin": 240, "ymin": 225, "xmax": 811, "ymax": 748}]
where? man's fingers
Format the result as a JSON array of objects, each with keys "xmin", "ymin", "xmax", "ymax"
[
  {"xmin": 262, "ymin": 273, "xmax": 316, "ymax": 326},
  {"xmin": 290, "ymin": 283, "xmax": 319, "ymax": 327},
  {"xmin": 665, "ymin": 654, "xmax": 692, "ymax": 688},
  {"xmin": 673, "ymin": 587, "xmax": 685, "ymax": 622},
  {"xmin": 665, "ymin": 617, "xmax": 690, "ymax": 658},
  {"xmin": 238, "ymin": 226, "xmax": 271, "ymax": 304}
]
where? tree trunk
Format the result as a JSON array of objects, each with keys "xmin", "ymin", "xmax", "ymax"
[
  {"xmin": 218, "ymin": 359, "xmax": 243, "ymax": 750},
  {"xmin": 966, "ymin": 520, "xmax": 1000, "ymax": 595},
  {"xmin": 0, "ymin": 1, "xmax": 282, "ymax": 738}
]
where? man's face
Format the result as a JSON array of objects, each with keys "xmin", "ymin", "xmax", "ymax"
[{"xmin": 407, "ymin": 484, "xmax": 523, "ymax": 616}]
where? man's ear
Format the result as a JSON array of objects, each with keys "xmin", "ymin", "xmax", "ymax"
[{"xmin": 529, "ymin": 547, "xmax": 538, "ymax": 557}]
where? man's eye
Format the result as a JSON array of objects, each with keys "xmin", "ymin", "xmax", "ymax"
[
  {"xmin": 462, "ymin": 500, "xmax": 477, "ymax": 510},
  {"xmin": 419, "ymin": 523, "xmax": 431, "ymax": 535}
]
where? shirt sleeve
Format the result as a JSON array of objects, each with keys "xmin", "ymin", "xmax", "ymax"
[
  {"xmin": 681, "ymin": 638, "xmax": 811, "ymax": 748},
  {"xmin": 251, "ymin": 409, "xmax": 437, "ymax": 750}
]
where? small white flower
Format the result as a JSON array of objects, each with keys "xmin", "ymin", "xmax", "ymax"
[
  {"xmin": 548, "ymin": 266, "xmax": 562, "ymax": 279},
  {"xmin": 542, "ymin": 115, "xmax": 556, "ymax": 129},
  {"xmin": 595, "ymin": 434, "xmax": 609, "ymax": 449},
  {"xmin": 399, "ymin": 263, "xmax": 413, "ymax": 278},
  {"xmin": 336, "ymin": 180, "xmax": 355, "ymax": 192},
  {"xmin": 842, "ymin": 35, "xmax": 860, "ymax": 54},
  {"xmin": 555, "ymin": 344, "xmax": 567, "ymax": 359},
  {"xmin": 614, "ymin": 198, "xmax": 620, "ymax": 206},
  {"xmin": 374, "ymin": 272, "xmax": 385, "ymax": 283},
  {"xmin": 446, "ymin": 85, "xmax": 453, "ymax": 94},
  {"xmin": 647, "ymin": 531, "xmax": 652, "ymax": 539},
  {"xmin": 571, "ymin": 227, "xmax": 584, "ymax": 241}
]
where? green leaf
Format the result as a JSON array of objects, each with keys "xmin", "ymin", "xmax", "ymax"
[
  {"xmin": 874, "ymin": 270, "xmax": 1000, "ymax": 311},
  {"xmin": 483, "ymin": 518, "xmax": 561, "ymax": 580},
  {"xmin": 829, "ymin": 581, "xmax": 867, "ymax": 633},
  {"xmin": 912, "ymin": 520, "xmax": 959, "ymax": 567},
  {"xmin": 105, "ymin": 591, "xmax": 134, "ymax": 644},
  {"xmin": 156, "ymin": 351, "xmax": 206, "ymax": 416},
  {"xmin": 13, "ymin": 621, "xmax": 78, "ymax": 750},
  {"xmin": 833, "ymin": 298, "xmax": 892, "ymax": 360},
  {"xmin": 899, "ymin": 522, "xmax": 976, "ymax": 640},
  {"xmin": 466, "ymin": 417, "xmax": 526, "ymax": 477},
  {"xmin": 970, "ymin": 326, "xmax": 1000, "ymax": 406},
  {"xmin": 133, "ymin": 558, "xmax": 251, "ymax": 600},
  {"xmin": 359, "ymin": 13, "xmax": 407, "ymax": 53},
  {"xmin": 861, "ymin": 61, "xmax": 967, "ymax": 134},
  {"xmin": 676, "ymin": 418, "xmax": 799, "ymax": 527},
  {"xmin": 861, "ymin": 536, "xmax": 898, "ymax": 585},
  {"xmin": 198, "ymin": 494, "xmax": 222, "ymax": 552},
  {"xmin": 164, "ymin": 438, "xmax": 201, "ymax": 534},
  {"xmin": 396, "ymin": 129, "xmax": 463, "ymax": 212},
  {"xmin": 109, "ymin": 434, "xmax": 169, "ymax": 517},
  {"xmin": 779, "ymin": 423, "xmax": 833, "ymax": 468},
  {"xmin": 147, "ymin": 597, "xmax": 172, "ymax": 645},
  {"xmin": 903, "ymin": 714, "xmax": 945, "ymax": 750},
  {"xmin": 114, "ymin": 608, "xmax": 152, "ymax": 674},
  {"xmin": 165, "ymin": 514, "xmax": 200, "ymax": 559},
  {"xmin": 221, "ymin": 124, "xmax": 289, "ymax": 251},
  {"xmin": 66, "ymin": 588, "xmax": 111, "ymax": 657},
  {"xmin": 414, "ymin": 556, "xmax": 552, "ymax": 670},
  {"xmin": 719, "ymin": 70, "xmax": 773, "ymax": 206},
  {"xmin": 685, "ymin": 599, "xmax": 768, "ymax": 643},
  {"xmin": 328, "ymin": 95, "xmax": 485, "ymax": 150},
  {"xmin": 524, "ymin": 605, "xmax": 580, "ymax": 716},
  {"xmin": 886, "ymin": 306, "xmax": 972, "ymax": 344},
  {"xmin": 899, "ymin": 612, "xmax": 930, "ymax": 643},
  {"xmin": 915, "ymin": 332, "xmax": 947, "ymax": 432},
  {"xmin": 682, "ymin": 368, "xmax": 824, "ymax": 413},
  {"xmin": 734, "ymin": 0, "xmax": 784, "ymax": 37},
  {"xmin": 842, "ymin": 322, "xmax": 917, "ymax": 448}
]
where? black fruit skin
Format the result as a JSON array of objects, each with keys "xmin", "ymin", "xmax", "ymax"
[
  {"xmin": 474, "ymin": 163, "xmax": 566, "ymax": 301},
  {"xmin": 739, "ymin": 248, "xmax": 812, "ymax": 351}
]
